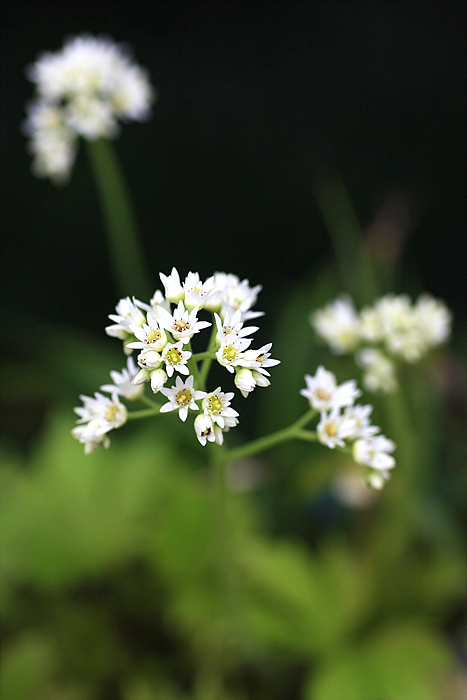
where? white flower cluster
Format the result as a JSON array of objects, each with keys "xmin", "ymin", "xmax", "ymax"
[
  {"xmin": 311, "ymin": 294, "xmax": 452, "ymax": 392},
  {"xmin": 23, "ymin": 34, "xmax": 155, "ymax": 183},
  {"xmin": 300, "ymin": 366, "xmax": 396, "ymax": 489},
  {"xmin": 72, "ymin": 269, "xmax": 279, "ymax": 453},
  {"xmin": 72, "ymin": 390, "xmax": 128, "ymax": 455}
]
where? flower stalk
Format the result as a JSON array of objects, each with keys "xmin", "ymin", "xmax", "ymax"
[{"xmin": 86, "ymin": 138, "xmax": 151, "ymax": 299}]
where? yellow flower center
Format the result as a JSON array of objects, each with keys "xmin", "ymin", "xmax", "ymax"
[
  {"xmin": 106, "ymin": 405, "xmax": 119, "ymax": 422},
  {"xmin": 176, "ymin": 390, "xmax": 192, "ymax": 406},
  {"xmin": 167, "ymin": 348, "xmax": 182, "ymax": 364},
  {"xmin": 222, "ymin": 345, "xmax": 237, "ymax": 362},
  {"xmin": 146, "ymin": 329, "xmax": 161, "ymax": 344},
  {"xmin": 207, "ymin": 395, "xmax": 223, "ymax": 414},
  {"xmin": 316, "ymin": 389, "xmax": 330, "ymax": 401},
  {"xmin": 324, "ymin": 423, "xmax": 338, "ymax": 437}
]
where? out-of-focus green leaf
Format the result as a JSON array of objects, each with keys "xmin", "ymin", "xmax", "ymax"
[
  {"xmin": 0, "ymin": 632, "xmax": 56, "ymax": 700},
  {"xmin": 307, "ymin": 622, "xmax": 453, "ymax": 700},
  {"xmin": 0, "ymin": 411, "xmax": 178, "ymax": 594},
  {"xmin": 239, "ymin": 537, "xmax": 369, "ymax": 657}
]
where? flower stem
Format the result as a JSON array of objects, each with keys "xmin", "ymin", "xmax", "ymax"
[
  {"xmin": 210, "ymin": 444, "xmax": 243, "ymax": 646},
  {"xmin": 199, "ymin": 325, "xmax": 219, "ymax": 387},
  {"xmin": 139, "ymin": 394, "xmax": 161, "ymax": 408},
  {"xmin": 187, "ymin": 341, "xmax": 202, "ymax": 389},
  {"xmin": 222, "ymin": 408, "xmax": 317, "ymax": 463},
  {"xmin": 192, "ymin": 350, "xmax": 217, "ymax": 363},
  {"xmin": 127, "ymin": 406, "xmax": 161, "ymax": 420},
  {"xmin": 85, "ymin": 138, "xmax": 151, "ymax": 299},
  {"xmin": 312, "ymin": 174, "xmax": 379, "ymax": 304}
]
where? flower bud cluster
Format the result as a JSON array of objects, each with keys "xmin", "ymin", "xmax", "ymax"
[
  {"xmin": 311, "ymin": 294, "xmax": 452, "ymax": 393},
  {"xmin": 23, "ymin": 34, "xmax": 155, "ymax": 183},
  {"xmin": 73, "ymin": 269, "xmax": 279, "ymax": 452},
  {"xmin": 300, "ymin": 366, "xmax": 396, "ymax": 489}
]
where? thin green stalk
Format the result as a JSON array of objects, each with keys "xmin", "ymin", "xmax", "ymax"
[
  {"xmin": 223, "ymin": 408, "xmax": 316, "ymax": 463},
  {"xmin": 127, "ymin": 406, "xmax": 161, "ymax": 420},
  {"xmin": 187, "ymin": 341, "xmax": 202, "ymax": 389},
  {"xmin": 312, "ymin": 174, "xmax": 379, "ymax": 303},
  {"xmin": 210, "ymin": 444, "xmax": 244, "ymax": 652},
  {"xmin": 139, "ymin": 394, "xmax": 161, "ymax": 408},
  {"xmin": 294, "ymin": 429, "xmax": 319, "ymax": 442},
  {"xmin": 192, "ymin": 350, "xmax": 217, "ymax": 363},
  {"xmin": 86, "ymin": 138, "xmax": 151, "ymax": 299},
  {"xmin": 200, "ymin": 325, "xmax": 220, "ymax": 386}
]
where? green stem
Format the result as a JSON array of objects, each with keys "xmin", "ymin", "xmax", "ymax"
[
  {"xmin": 223, "ymin": 408, "xmax": 317, "ymax": 463},
  {"xmin": 85, "ymin": 138, "xmax": 151, "ymax": 299},
  {"xmin": 312, "ymin": 174, "xmax": 379, "ymax": 303},
  {"xmin": 210, "ymin": 444, "xmax": 243, "ymax": 647},
  {"xmin": 127, "ymin": 406, "xmax": 161, "ymax": 420},
  {"xmin": 294, "ymin": 429, "xmax": 319, "ymax": 442},
  {"xmin": 192, "ymin": 350, "xmax": 217, "ymax": 362},
  {"xmin": 200, "ymin": 325, "xmax": 220, "ymax": 387},
  {"xmin": 187, "ymin": 341, "xmax": 202, "ymax": 389},
  {"xmin": 139, "ymin": 394, "xmax": 160, "ymax": 408}
]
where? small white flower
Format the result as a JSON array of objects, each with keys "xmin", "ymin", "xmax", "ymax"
[
  {"xmin": 213, "ymin": 425, "xmax": 225, "ymax": 444},
  {"xmin": 317, "ymin": 408, "xmax": 356, "ymax": 449},
  {"xmin": 106, "ymin": 296, "xmax": 146, "ymax": 340},
  {"xmin": 127, "ymin": 312, "xmax": 168, "ymax": 352},
  {"xmin": 202, "ymin": 388, "xmax": 239, "ymax": 429},
  {"xmin": 242, "ymin": 343, "xmax": 280, "ymax": 376},
  {"xmin": 159, "ymin": 375, "xmax": 206, "ymax": 422},
  {"xmin": 414, "ymin": 294, "xmax": 452, "ymax": 348},
  {"xmin": 74, "ymin": 391, "xmax": 124, "ymax": 425},
  {"xmin": 158, "ymin": 301, "xmax": 211, "ymax": 344},
  {"xmin": 64, "ymin": 94, "xmax": 117, "ymax": 139},
  {"xmin": 72, "ymin": 420, "xmax": 111, "ymax": 454},
  {"xmin": 203, "ymin": 272, "xmax": 237, "ymax": 312},
  {"xmin": 216, "ymin": 336, "xmax": 252, "ymax": 373},
  {"xmin": 234, "ymin": 367, "xmax": 271, "ymax": 397},
  {"xmin": 183, "ymin": 272, "xmax": 217, "ymax": 310},
  {"xmin": 343, "ymin": 404, "xmax": 380, "ymax": 439},
  {"xmin": 141, "ymin": 289, "xmax": 171, "ymax": 318},
  {"xmin": 150, "ymin": 368, "xmax": 168, "ymax": 393},
  {"xmin": 111, "ymin": 63, "xmax": 154, "ymax": 121},
  {"xmin": 100, "ymin": 356, "xmax": 144, "ymax": 400},
  {"xmin": 219, "ymin": 276, "xmax": 263, "ymax": 322},
  {"xmin": 374, "ymin": 294, "xmax": 425, "ymax": 362},
  {"xmin": 22, "ymin": 101, "xmax": 77, "ymax": 183},
  {"xmin": 72, "ymin": 391, "xmax": 127, "ymax": 453},
  {"xmin": 132, "ymin": 368, "xmax": 150, "ymax": 385},
  {"xmin": 365, "ymin": 468, "xmax": 392, "ymax": 490},
  {"xmin": 312, "ymin": 296, "xmax": 361, "ymax": 354},
  {"xmin": 359, "ymin": 305, "xmax": 384, "ymax": 343},
  {"xmin": 159, "ymin": 267, "xmax": 184, "ymax": 302},
  {"xmin": 353, "ymin": 435, "xmax": 396, "ymax": 470},
  {"xmin": 136, "ymin": 348, "xmax": 161, "ymax": 370},
  {"xmin": 161, "ymin": 341, "xmax": 191, "ymax": 377},
  {"xmin": 234, "ymin": 368, "xmax": 257, "ymax": 397},
  {"xmin": 214, "ymin": 309, "xmax": 258, "ymax": 344},
  {"xmin": 356, "ymin": 348, "xmax": 398, "ymax": 393},
  {"xmin": 300, "ymin": 366, "xmax": 360, "ymax": 412},
  {"xmin": 251, "ymin": 370, "xmax": 271, "ymax": 388},
  {"xmin": 194, "ymin": 413, "xmax": 217, "ymax": 445}
]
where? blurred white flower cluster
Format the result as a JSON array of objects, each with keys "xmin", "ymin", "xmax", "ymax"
[
  {"xmin": 300, "ymin": 366, "xmax": 396, "ymax": 489},
  {"xmin": 23, "ymin": 34, "xmax": 155, "ymax": 183},
  {"xmin": 311, "ymin": 294, "xmax": 452, "ymax": 392},
  {"xmin": 73, "ymin": 269, "xmax": 279, "ymax": 453}
]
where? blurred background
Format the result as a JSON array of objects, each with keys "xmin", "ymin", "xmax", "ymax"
[{"xmin": 1, "ymin": 2, "xmax": 466, "ymax": 699}]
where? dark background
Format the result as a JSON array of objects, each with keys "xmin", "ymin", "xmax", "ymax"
[{"xmin": 1, "ymin": 0, "xmax": 466, "ymax": 334}]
